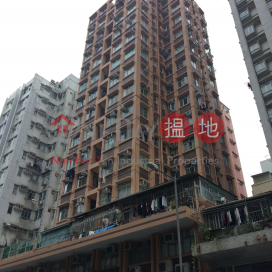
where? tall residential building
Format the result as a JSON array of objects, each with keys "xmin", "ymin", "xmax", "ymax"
[
  {"xmin": 220, "ymin": 102, "xmax": 247, "ymax": 198},
  {"xmin": 0, "ymin": 1, "xmax": 247, "ymax": 271},
  {"xmin": 56, "ymin": 0, "xmax": 246, "ymax": 226},
  {"xmin": 228, "ymin": 0, "xmax": 272, "ymax": 159},
  {"xmin": 0, "ymin": 74, "xmax": 78, "ymax": 247}
]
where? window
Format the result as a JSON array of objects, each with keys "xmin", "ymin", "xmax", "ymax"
[
  {"xmin": 193, "ymin": 77, "xmax": 199, "ymax": 87},
  {"xmin": 123, "ymin": 84, "xmax": 134, "ymax": 97},
  {"xmin": 140, "ymin": 153, "xmax": 148, "ymax": 169},
  {"xmin": 98, "ymin": 18, "xmax": 105, "ymax": 27},
  {"xmin": 174, "ymin": 29, "xmax": 183, "ymax": 39},
  {"xmin": 141, "ymin": 66, "xmax": 148, "ymax": 78},
  {"xmin": 141, "ymin": 51, "xmax": 148, "ymax": 60},
  {"xmin": 154, "ymin": 114, "xmax": 157, "ymax": 123},
  {"xmin": 114, "ymin": 29, "xmax": 122, "ymax": 38},
  {"xmin": 185, "ymin": 163, "xmax": 198, "ymax": 174},
  {"xmin": 71, "ymin": 136, "xmax": 79, "ymax": 147},
  {"xmin": 166, "ymin": 67, "xmax": 173, "ymax": 76},
  {"xmin": 268, "ymin": 108, "xmax": 272, "ymax": 119},
  {"xmin": 100, "ymin": 249, "xmax": 118, "ymax": 270},
  {"xmin": 244, "ymin": 25, "xmax": 254, "ymax": 36},
  {"xmin": 113, "ymin": 43, "xmax": 121, "ymax": 53},
  {"xmin": 249, "ymin": 42, "xmax": 260, "ymax": 54},
  {"xmin": 111, "ymin": 58, "xmax": 120, "ymax": 70},
  {"xmin": 79, "ymin": 82, "xmax": 87, "ymax": 92},
  {"xmin": 21, "ymin": 209, "xmax": 31, "ymax": 220},
  {"xmin": 121, "ymin": 103, "xmax": 133, "ymax": 118},
  {"xmin": 161, "ymin": 101, "xmax": 164, "ymax": 109},
  {"xmin": 106, "ymin": 116, "xmax": 117, "ymax": 127},
  {"xmin": 84, "ymin": 129, "xmax": 93, "ymax": 140},
  {"xmin": 205, "ymin": 163, "xmax": 211, "ymax": 176},
  {"xmin": 118, "ymin": 180, "xmax": 131, "ymax": 198},
  {"xmin": 261, "ymin": 81, "xmax": 272, "ymax": 95},
  {"xmin": 178, "ymin": 76, "xmax": 188, "ymax": 87},
  {"xmin": 108, "ymin": 94, "xmax": 118, "ymax": 106},
  {"xmin": 173, "ymin": 16, "xmax": 181, "ymax": 25},
  {"xmin": 129, "ymin": 240, "xmax": 151, "ymax": 265},
  {"xmin": 51, "ymin": 261, "xmax": 66, "ymax": 272},
  {"xmin": 176, "ymin": 59, "xmax": 186, "ymax": 70},
  {"xmin": 15, "ymin": 109, "xmax": 25, "ymax": 120},
  {"xmin": 153, "ymin": 94, "xmax": 157, "ymax": 102},
  {"xmin": 172, "ymin": 4, "xmax": 180, "ymax": 12},
  {"xmin": 17, "ymin": 167, "xmax": 23, "ymax": 177},
  {"xmin": 110, "ymin": 76, "xmax": 119, "ymax": 87},
  {"xmin": 91, "ymin": 73, "xmax": 99, "ymax": 84},
  {"xmin": 93, "ymin": 58, "xmax": 101, "ymax": 68},
  {"xmin": 161, "ymin": 230, "xmax": 195, "ymax": 258},
  {"xmin": 227, "ymin": 179, "xmax": 233, "ymax": 192},
  {"xmin": 141, "ymin": 33, "xmax": 148, "ymax": 44},
  {"xmin": 154, "ymin": 136, "xmax": 159, "ymax": 147},
  {"xmin": 0, "ymin": 184, "xmax": 3, "ymax": 195},
  {"xmin": 121, "ymin": 127, "xmax": 132, "ymax": 142},
  {"xmin": 125, "ymin": 48, "xmax": 135, "ymax": 60},
  {"xmin": 141, "ymin": 19, "xmax": 148, "ymax": 29},
  {"xmin": 124, "ymin": 65, "xmax": 134, "ymax": 77},
  {"xmin": 102, "ymin": 162, "xmax": 113, "ymax": 176},
  {"xmin": 7, "ymin": 136, "xmax": 17, "ymax": 148},
  {"xmin": 210, "ymin": 79, "xmax": 215, "ymax": 88},
  {"xmin": 59, "ymin": 206, "xmax": 69, "ymax": 221},
  {"xmin": 74, "ymin": 116, "xmax": 82, "ymax": 127},
  {"xmin": 126, "ymin": 33, "xmax": 135, "ymax": 43},
  {"xmin": 152, "ymin": 59, "xmax": 156, "ymax": 67},
  {"xmin": 77, "ymin": 175, "xmax": 87, "ymax": 187},
  {"xmin": 255, "ymin": 61, "xmax": 267, "ymax": 74},
  {"xmin": 89, "ymin": 89, "xmax": 97, "ymax": 101},
  {"xmin": 126, "ymin": 17, "xmax": 136, "ymax": 28},
  {"xmin": 2, "ymin": 151, "xmax": 13, "ymax": 163},
  {"xmin": 223, "ymin": 155, "xmax": 229, "ymax": 166},
  {"xmin": 77, "ymin": 98, "xmax": 85, "ymax": 109},
  {"xmin": 183, "ymin": 137, "xmax": 195, "ymax": 152},
  {"xmin": 7, "ymin": 203, "xmax": 13, "ymax": 214},
  {"xmin": 105, "ymin": 135, "xmax": 115, "ymax": 150},
  {"xmin": 240, "ymin": 9, "xmax": 249, "ymax": 19},
  {"xmin": 140, "ymin": 104, "xmax": 148, "ymax": 119},
  {"xmin": 127, "ymin": 5, "xmax": 136, "ymax": 15},
  {"xmin": 191, "ymin": 60, "xmax": 197, "ymax": 70}
]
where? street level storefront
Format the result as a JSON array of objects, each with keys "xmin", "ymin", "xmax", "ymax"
[{"xmin": 0, "ymin": 174, "xmax": 236, "ymax": 272}]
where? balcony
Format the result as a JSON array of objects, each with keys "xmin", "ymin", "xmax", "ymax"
[
  {"xmin": 192, "ymin": 192, "xmax": 272, "ymax": 268},
  {"xmin": 0, "ymin": 174, "xmax": 237, "ymax": 267}
]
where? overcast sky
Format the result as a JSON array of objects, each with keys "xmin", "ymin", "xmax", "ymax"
[{"xmin": 0, "ymin": 0, "xmax": 269, "ymax": 196}]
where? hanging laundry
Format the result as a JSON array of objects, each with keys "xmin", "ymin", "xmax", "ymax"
[
  {"xmin": 235, "ymin": 208, "xmax": 241, "ymax": 225},
  {"xmin": 151, "ymin": 199, "xmax": 157, "ymax": 211},
  {"xmin": 162, "ymin": 196, "xmax": 167, "ymax": 207},
  {"xmin": 244, "ymin": 206, "xmax": 249, "ymax": 222},
  {"xmin": 147, "ymin": 202, "xmax": 152, "ymax": 213},
  {"xmin": 227, "ymin": 211, "xmax": 232, "ymax": 224}
]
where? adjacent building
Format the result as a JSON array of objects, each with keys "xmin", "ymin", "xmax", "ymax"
[
  {"xmin": 0, "ymin": 74, "xmax": 78, "ymax": 247},
  {"xmin": 228, "ymin": 0, "xmax": 272, "ymax": 159}
]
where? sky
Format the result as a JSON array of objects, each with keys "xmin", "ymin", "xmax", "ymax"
[{"xmin": 0, "ymin": 0, "xmax": 269, "ymax": 196}]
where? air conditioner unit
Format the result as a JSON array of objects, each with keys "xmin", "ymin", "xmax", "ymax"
[
  {"xmin": 123, "ymin": 150, "xmax": 131, "ymax": 157},
  {"xmin": 175, "ymin": 263, "xmax": 191, "ymax": 272},
  {"xmin": 143, "ymin": 66, "xmax": 150, "ymax": 73},
  {"xmin": 26, "ymin": 162, "xmax": 32, "ymax": 166},
  {"xmin": 143, "ymin": 86, "xmax": 150, "ymax": 92},
  {"xmin": 81, "ymin": 170, "xmax": 88, "ymax": 176},
  {"xmin": 163, "ymin": 233, "xmax": 175, "ymax": 243},
  {"xmin": 159, "ymin": 259, "xmax": 173, "ymax": 271},
  {"xmin": 169, "ymin": 143, "xmax": 178, "ymax": 148},
  {"xmin": 186, "ymin": 110, "xmax": 192, "ymax": 117},
  {"xmin": 71, "ymin": 256, "xmax": 84, "ymax": 265},
  {"xmin": 172, "ymin": 166, "xmax": 180, "ymax": 173},
  {"xmin": 102, "ymin": 187, "xmax": 112, "ymax": 193},
  {"xmin": 129, "ymin": 266, "xmax": 142, "ymax": 272},
  {"xmin": 139, "ymin": 180, "xmax": 147, "ymax": 187},
  {"xmin": 32, "ymin": 199, "xmax": 37, "ymax": 204},
  {"xmin": 129, "ymin": 28, "xmax": 135, "ymax": 35},
  {"xmin": 112, "ymin": 73, "xmax": 119, "ymax": 79},
  {"xmin": 120, "ymin": 105, "xmax": 128, "ymax": 113},
  {"xmin": 125, "ymin": 243, "xmax": 133, "ymax": 250},
  {"xmin": 76, "ymin": 197, "xmax": 84, "ymax": 204},
  {"xmin": 99, "ymin": 161, "xmax": 108, "ymax": 168},
  {"xmin": 106, "ymin": 246, "xmax": 118, "ymax": 254},
  {"xmin": 110, "ymin": 111, "xmax": 117, "ymax": 117},
  {"xmin": 126, "ymin": 18, "xmax": 132, "ymax": 24},
  {"xmin": 14, "ymin": 204, "xmax": 24, "ymax": 211}
]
